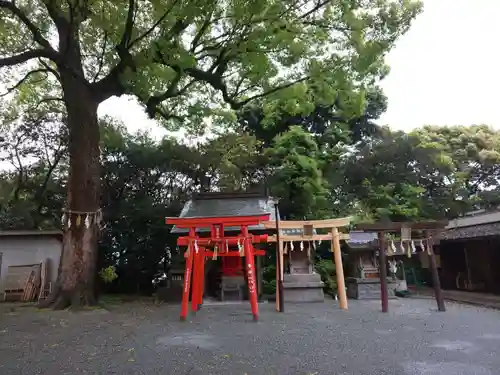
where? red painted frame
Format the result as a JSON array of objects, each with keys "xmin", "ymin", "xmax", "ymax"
[{"xmin": 166, "ymin": 214, "xmax": 270, "ymax": 322}]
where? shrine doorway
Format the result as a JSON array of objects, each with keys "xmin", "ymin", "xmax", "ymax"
[
  {"xmin": 204, "ymin": 256, "xmax": 250, "ymax": 302},
  {"xmin": 204, "ymin": 254, "xmax": 266, "ymax": 302}
]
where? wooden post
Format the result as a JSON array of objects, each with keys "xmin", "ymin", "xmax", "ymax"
[
  {"xmin": 426, "ymin": 231, "xmax": 446, "ymax": 312},
  {"xmin": 191, "ymin": 248, "xmax": 200, "ymax": 312},
  {"xmin": 275, "ymin": 253, "xmax": 280, "ymax": 311},
  {"xmin": 279, "ymin": 245, "xmax": 284, "ymax": 311},
  {"xmin": 378, "ymin": 231, "xmax": 389, "ymax": 313},
  {"xmin": 279, "ymin": 241, "xmax": 284, "ymax": 284},
  {"xmin": 197, "ymin": 246, "xmax": 206, "ymax": 309},
  {"xmin": 331, "ymin": 227, "xmax": 348, "ymax": 310},
  {"xmin": 464, "ymin": 246, "xmax": 471, "ymax": 289},
  {"xmin": 256, "ymin": 255, "xmax": 262, "ymax": 300},
  {"xmin": 274, "ymin": 203, "xmax": 284, "ymax": 313},
  {"xmin": 180, "ymin": 236, "xmax": 195, "ymax": 321},
  {"xmin": 242, "ymin": 227, "xmax": 259, "ymax": 321}
]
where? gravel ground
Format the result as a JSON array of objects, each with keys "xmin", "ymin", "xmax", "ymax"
[{"xmin": 1, "ymin": 298, "xmax": 500, "ymax": 375}]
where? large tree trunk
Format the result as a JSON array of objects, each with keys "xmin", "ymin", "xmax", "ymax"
[{"xmin": 43, "ymin": 75, "xmax": 101, "ymax": 310}]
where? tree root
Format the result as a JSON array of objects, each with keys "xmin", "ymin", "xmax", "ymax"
[
  {"xmin": 37, "ymin": 283, "xmax": 61, "ymax": 309},
  {"xmin": 37, "ymin": 283, "xmax": 96, "ymax": 310}
]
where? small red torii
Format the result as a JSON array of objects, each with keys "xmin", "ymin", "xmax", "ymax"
[{"xmin": 165, "ymin": 214, "xmax": 270, "ymax": 322}]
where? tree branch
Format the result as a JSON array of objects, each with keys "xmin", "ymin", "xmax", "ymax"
[
  {"xmin": 154, "ymin": 104, "xmax": 184, "ymax": 123},
  {"xmin": 34, "ymin": 146, "xmax": 65, "ymax": 219},
  {"xmin": 92, "ymin": 31, "xmax": 109, "ymax": 82},
  {"xmin": 0, "ymin": 68, "xmax": 49, "ymax": 97},
  {"xmin": 118, "ymin": 0, "xmax": 136, "ymax": 50},
  {"xmin": 237, "ymin": 76, "xmax": 310, "ymax": 107},
  {"xmin": 38, "ymin": 58, "xmax": 61, "ymax": 81},
  {"xmin": 0, "ymin": 0, "xmax": 56, "ymax": 53},
  {"xmin": 9, "ymin": 133, "xmax": 28, "ymax": 202},
  {"xmin": 128, "ymin": 0, "xmax": 181, "ymax": 49},
  {"xmin": 190, "ymin": 13, "xmax": 213, "ymax": 52},
  {"xmin": 91, "ymin": 0, "xmax": 136, "ymax": 101},
  {"xmin": 33, "ymin": 97, "xmax": 65, "ymax": 111},
  {"xmin": 298, "ymin": 0, "xmax": 331, "ymax": 21},
  {"xmin": 0, "ymin": 50, "xmax": 52, "ymax": 67}
]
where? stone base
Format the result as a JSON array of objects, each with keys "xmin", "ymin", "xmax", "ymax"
[
  {"xmin": 283, "ymin": 273, "xmax": 325, "ymax": 303},
  {"xmin": 221, "ymin": 276, "xmax": 245, "ymax": 301},
  {"xmin": 346, "ymin": 277, "xmax": 397, "ymax": 300}
]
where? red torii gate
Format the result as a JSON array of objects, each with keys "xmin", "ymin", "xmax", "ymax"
[{"xmin": 165, "ymin": 214, "xmax": 270, "ymax": 322}]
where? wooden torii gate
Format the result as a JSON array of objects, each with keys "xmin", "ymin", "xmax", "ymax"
[
  {"xmin": 166, "ymin": 214, "xmax": 270, "ymax": 322},
  {"xmin": 356, "ymin": 220, "xmax": 448, "ymax": 313},
  {"xmin": 262, "ymin": 216, "xmax": 352, "ymax": 311}
]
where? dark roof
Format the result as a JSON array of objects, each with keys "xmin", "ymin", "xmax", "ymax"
[
  {"xmin": 355, "ymin": 220, "xmax": 448, "ymax": 231},
  {"xmin": 440, "ymin": 222, "xmax": 500, "ymax": 241},
  {"xmin": 348, "ymin": 231, "xmax": 378, "ymax": 244},
  {"xmin": 171, "ymin": 192, "xmax": 278, "ymax": 233},
  {"xmin": 344, "ymin": 231, "xmax": 378, "ymax": 249},
  {"xmin": 0, "ymin": 230, "xmax": 63, "ymax": 239}
]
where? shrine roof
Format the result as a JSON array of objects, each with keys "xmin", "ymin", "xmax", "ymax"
[
  {"xmin": 344, "ymin": 231, "xmax": 378, "ymax": 249},
  {"xmin": 171, "ymin": 192, "xmax": 279, "ymax": 233},
  {"xmin": 440, "ymin": 209, "xmax": 500, "ymax": 241},
  {"xmin": 348, "ymin": 231, "xmax": 378, "ymax": 244},
  {"xmin": 440, "ymin": 222, "xmax": 500, "ymax": 241}
]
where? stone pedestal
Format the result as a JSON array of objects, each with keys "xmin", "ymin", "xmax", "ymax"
[
  {"xmin": 346, "ymin": 277, "xmax": 397, "ymax": 300},
  {"xmin": 221, "ymin": 275, "xmax": 245, "ymax": 301},
  {"xmin": 283, "ymin": 243, "xmax": 324, "ymax": 302},
  {"xmin": 283, "ymin": 273, "xmax": 325, "ymax": 302}
]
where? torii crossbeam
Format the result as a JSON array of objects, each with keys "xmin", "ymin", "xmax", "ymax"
[{"xmin": 166, "ymin": 214, "xmax": 270, "ymax": 322}]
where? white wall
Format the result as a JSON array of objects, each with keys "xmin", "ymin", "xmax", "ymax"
[{"xmin": 0, "ymin": 236, "xmax": 62, "ymax": 292}]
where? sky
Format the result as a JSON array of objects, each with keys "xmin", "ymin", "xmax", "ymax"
[{"xmin": 99, "ymin": 0, "xmax": 500, "ymax": 137}]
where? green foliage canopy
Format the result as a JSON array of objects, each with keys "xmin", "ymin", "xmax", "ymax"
[{"xmin": 1, "ymin": 0, "xmax": 422, "ymax": 131}]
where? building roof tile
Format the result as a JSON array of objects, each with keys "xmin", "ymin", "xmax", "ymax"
[{"xmin": 171, "ymin": 193, "xmax": 278, "ymax": 233}]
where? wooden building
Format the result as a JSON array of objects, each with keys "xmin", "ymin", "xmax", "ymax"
[{"xmin": 439, "ymin": 209, "xmax": 500, "ymax": 294}]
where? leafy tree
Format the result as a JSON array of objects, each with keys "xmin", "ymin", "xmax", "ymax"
[
  {"xmin": 238, "ymin": 87, "xmax": 389, "ymax": 219},
  {"xmin": 0, "ymin": 0, "xmax": 421, "ymax": 308},
  {"xmin": 266, "ymin": 126, "xmax": 330, "ymax": 219},
  {"xmin": 342, "ymin": 129, "xmax": 423, "ymax": 220},
  {"xmin": 99, "ymin": 122, "xmax": 197, "ymax": 295},
  {"xmin": 0, "ymin": 103, "xmax": 67, "ymax": 229},
  {"xmin": 412, "ymin": 125, "xmax": 500, "ymax": 212},
  {"xmin": 197, "ymin": 132, "xmax": 265, "ymax": 192},
  {"xmin": 239, "ymin": 86, "xmax": 387, "ymax": 147},
  {"xmin": 343, "ymin": 125, "xmax": 500, "ymax": 221}
]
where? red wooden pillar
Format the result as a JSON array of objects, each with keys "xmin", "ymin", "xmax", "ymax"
[
  {"xmin": 196, "ymin": 246, "xmax": 206, "ymax": 309},
  {"xmin": 180, "ymin": 228, "xmax": 196, "ymax": 321},
  {"xmin": 242, "ymin": 226, "xmax": 259, "ymax": 321},
  {"xmin": 191, "ymin": 245, "xmax": 201, "ymax": 313}
]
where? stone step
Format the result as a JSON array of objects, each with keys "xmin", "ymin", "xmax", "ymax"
[
  {"xmin": 282, "ymin": 272, "xmax": 325, "ymax": 302},
  {"xmin": 283, "ymin": 273, "xmax": 323, "ymax": 283},
  {"xmin": 283, "ymin": 287, "xmax": 325, "ymax": 303},
  {"xmin": 283, "ymin": 281, "xmax": 325, "ymax": 289},
  {"xmin": 348, "ymin": 280, "xmax": 398, "ymax": 300}
]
